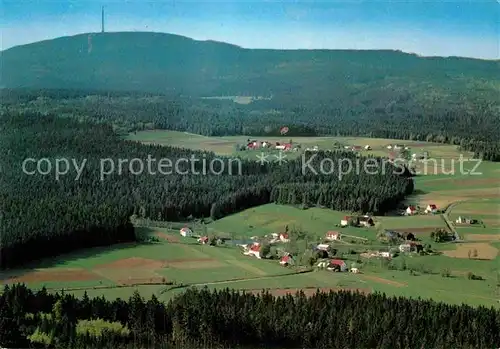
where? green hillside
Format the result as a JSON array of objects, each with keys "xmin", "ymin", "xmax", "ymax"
[{"xmin": 2, "ymin": 32, "xmax": 499, "ymax": 100}]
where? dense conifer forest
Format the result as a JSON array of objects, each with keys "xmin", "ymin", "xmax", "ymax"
[
  {"xmin": 0, "ymin": 111, "xmax": 412, "ymax": 268},
  {"xmin": 2, "ymin": 88, "xmax": 499, "ymax": 160},
  {"xmin": 1, "ymin": 284, "xmax": 499, "ymax": 348}
]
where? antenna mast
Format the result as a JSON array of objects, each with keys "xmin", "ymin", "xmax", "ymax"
[{"xmin": 101, "ymin": 6, "xmax": 105, "ymax": 33}]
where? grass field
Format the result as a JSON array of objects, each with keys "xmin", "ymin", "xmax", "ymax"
[{"xmin": 4, "ymin": 131, "xmax": 499, "ymax": 308}]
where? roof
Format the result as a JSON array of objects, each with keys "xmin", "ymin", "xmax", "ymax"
[
  {"xmin": 330, "ymin": 259, "xmax": 346, "ymax": 266},
  {"xmin": 280, "ymin": 233, "xmax": 289, "ymax": 238},
  {"xmin": 407, "ymin": 206, "xmax": 416, "ymax": 210},
  {"xmin": 359, "ymin": 216, "xmax": 372, "ymax": 222},
  {"xmin": 428, "ymin": 204, "xmax": 437, "ymax": 209},
  {"xmin": 250, "ymin": 244, "xmax": 260, "ymax": 252},
  {"xmin": 326, "ymin": 231, "xmax": 340, "ymax": 236},
  {"xmin": 281, "ymin": 255, "xmax": 291, "ymax": 262},
  {"xmin": 342, "ymin": 216, "xmax": 351, "ymax": 220},
  {"xmin": 180, "ymin": 227, "xmax": 191, "ymax": 232}
]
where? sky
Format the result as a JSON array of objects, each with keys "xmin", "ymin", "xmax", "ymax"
[{"xmin": 1, "ymin": 0, "xmax": 499, "ymax": 59}]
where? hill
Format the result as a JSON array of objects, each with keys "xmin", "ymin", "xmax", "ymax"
[{"xmin": 2, "ymin": 32, "xmax": 499, "ymax": 100}]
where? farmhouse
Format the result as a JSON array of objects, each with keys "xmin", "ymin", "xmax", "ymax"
[
  {"xmin": 399, "ymin": 242, "xmax": 423, "ymax": 253},
  {"xmin": 280, "ymin": 254, "xmax": 294, "ymax": 266},
  {"xmin": 406, "ymin": 206, "xmax": 417, "ymax": 215},
  {"xmin": 425, "ymin": 204, "xmax": 438, "ymax": 214},
  {"xmin": 198, "ymin": 236, "xmax": 209, "ymax": 244},
  {"xmin": 340, "ymin": 216, "xmax": 359, "ymax": 227},
  {"xmin": 275, "ymin": 143, "xmax": 292, "ymax": 151},
  {"xmin": 351, "ymin": 145, "xmax": 362, "ymax": 151},
  {"xmin": 247, "ymin": 140, "xmax": 259, "ymax": 149},
  {"xmin": 387, "ymin": 145, "xmax": 393, "ymax": 149},
  {"xmin": 379, "ymin": 251, "xmax": 392, "ymax": 259},
  {"xmin": 351, "ymin": 267, "xmax": 360, "ymax": 273},
  {"xmin": 180, "ymin": 227, "xmax": 193, "ymax": 237},
  {"xmin": 327, "ymin": 259, "xmax": 348, "ymax": 272},
  {"xmin": 325, "ymin": 231, "xmax": 341, "ymax": 241},
  {"xmin": 279, "ymin": 233, "xmax": 290, "ymax": 243},
  {"xmin": 242, "ymin": 242, "xmax": 261, "ymax": 259},
  {"xmin": 316, "ymin": 243, "xmax": 331, "ymax": 252},
  {"xmin": 364, "ymin": 145, "xmax": 371, "ymax": 150},
  {"xmin": 358, "ymin": 215, "xmax": 374, "ymax": 227}
]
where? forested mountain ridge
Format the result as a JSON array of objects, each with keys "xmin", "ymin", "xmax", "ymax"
[{"xmin": 2, "ymin": 32, "xmax": 499, "ymax": 100}]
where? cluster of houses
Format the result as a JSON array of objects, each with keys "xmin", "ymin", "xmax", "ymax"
[
  {"xmin": 404, "ymin": 204, "xmax": 438, "ymax": 215},
  {"xmin": 340, "ymin": 215, "xmax": 374, "ymax": 227},
  {"xmin": 343, "ymin": 145, "xmax": 371, "ymax": 151},
  {"xmin": 244, "ymin": 139, "xmax": 299, "ymax": 152},
  {"xmin": 387, "ymin": 144, "xmax": 409, "ymax": 150}
]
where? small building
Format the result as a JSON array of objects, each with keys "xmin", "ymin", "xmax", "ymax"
[
  {"xmin": 280, "ymin": 254, "xmax": 294, "ymax": 266},
  {"xmin": 364, "ymin": 145, "xmax": 371, "ymax": 150},
  {"xmin": 325, "ymin": 231, "xmax": 341, "ymax": 241},
  {"xmin": 279, "ymin": 233, "xmax": 290, "ymax": 243},
  {"xmin": 379, "ymin": 251, "xmax": 392, "ymax": 259},
  {"xmin": 327, "ymin": 259, "xmax": 348, "ymax": 272},
  {"xmin": 387, "ymin": 145, "xmax": 393, "ymax": 150},
  {"xmin": 180, "ymin": 227, "xmax": 193, "ymax": 237},
  {"xmin": 198, "ymin": 236, "xmax": 209, "ymax": 244},
  {"xmin": 351, "ymin": 146, "xmax": 362, "ymax": 151},
  {"xmin": 406, "ymin": 206, "xmax": 417, "ymax": 215},
  {"xmin": 350, "ymin": 267, "xmax": 360, "ymax": 273},
  {"xmin": 247, "ymin": 140, "xmax": 259, "ymax": 149},
  {"xmin": 425, "ymin": 204, "xmax": 438, "ymax": 214},
  {"xmin": 316, "ymin": 243, "xmax": 331, "ymax": 251},
  {"xmin": 358, "ymin": 215, "xmax": 374, "ymax": 227},
  {"xmin": 341, "ymin": 216, "xmax": 352, "ymax": 227},
  {"xmin": 243, "ymin": 242, "xmax": 261, "ymax": 259},
  {"xmin": 399, "ymin": 244, "xmax": 411, "ymax": 253}
]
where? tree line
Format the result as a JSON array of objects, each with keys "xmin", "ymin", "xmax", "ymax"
[
  {"xmin": 2, "ymin": 88, "xmax": 498, "ymax": 160},
  {"xmin": 0, "ymin": 111, "xmax": 412, "ymax": 268},
  {"xmin": 1, "ymin": 283, "xmax": 499, "ymax": 349}
]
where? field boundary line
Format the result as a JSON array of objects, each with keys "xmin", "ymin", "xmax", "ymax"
[{"xmin": 158, "ymin": 269, "xmax": 314, "ymax": 295}]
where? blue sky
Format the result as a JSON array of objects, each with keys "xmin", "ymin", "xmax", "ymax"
[{"xmin": 2, "ymin": 0, "xmax": 499, "ymax": 59}]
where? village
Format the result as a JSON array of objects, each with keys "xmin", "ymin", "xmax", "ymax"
[
  {"xmin": 238, "ymin": 139, "xmax": 432, "ymax": 165},
  {"xmin": 173, "ymin": 203, "xmax": 469, "ymax": 276}
]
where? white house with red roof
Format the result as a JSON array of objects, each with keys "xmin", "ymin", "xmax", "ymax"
[
  {"xmin": 340, "ymin": 216, "xmax": 351, "ymax": 227},
  {"xmin": 242, "ymin": 242, "xmax": 261, "ymax": 259},
  {"xmin": 327, "ymin": 259, "xmax": 348, "ymax": 272},
  {"xmin": 406, "ymin": 206, "xmax": 417, "ymax": 215},
  {"xmin": 280, "ymin": 254, "xmax": 294, "ymax": 266},
  {"xmin": 425, "ymin": 204, "xmax": 438, "ymax": 214},
  {"xmin": 325, "ymin": 231, "xmax": 341, "ymax": 241},
  {"xmin": 279, "ymin": 232, "xmax": 290, "ymax": 242},
  {"xmin": 180, "ymin": 227, "xmax": 193, "ymax": 237},
  {"xmin": 198, "ymin": 236, "xmax": 209, "ymax": 244}
]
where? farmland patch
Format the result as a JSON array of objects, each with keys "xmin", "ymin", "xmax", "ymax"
[
  {"xmin": 7, "ymin": 268, "xmax": 99, "ymax": 283},
  {"xmin": 359, "ymin": 275, "xmax": 407, "ymax": 287},
  {"xmin": 155, "ymin": 232, "xmax": 180, "ymax": 243},
  {"xmin": 464, "ymin": 234, "xmax": 500, "ymax": 242},
  {"xmin": 165, "ymin": 260, "xmax": 224, "ymax": 269},
  {"xmin": 94, "ymin": 257, "xmax": 165, "ymax": 270},
  {"xmin": 442, "ymin": 243, "xmax": 498, "ymax": 260}
]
